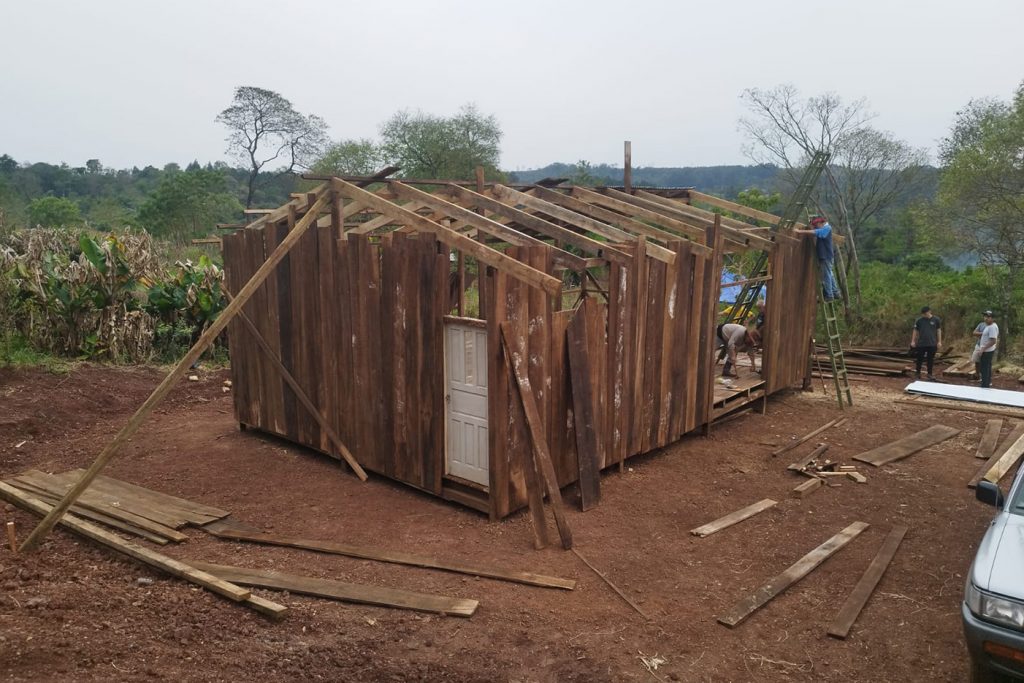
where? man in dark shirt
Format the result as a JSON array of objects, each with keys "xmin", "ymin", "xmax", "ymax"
[
  {"xmin": 910, "ymin": 306, "xmax": 942, "ymax": 380},
  {"xmin": 793, "ymin": 216, "xmax": 840, "ymax": 301}
]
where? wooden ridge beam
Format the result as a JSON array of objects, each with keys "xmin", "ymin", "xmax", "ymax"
[
  {"xmin": 20, "ymin": 190, "xmax": 333, "ymax": 552},
  {"xmin": 331, "ymin": 178, "xmax": 562, "ymax": 297}
]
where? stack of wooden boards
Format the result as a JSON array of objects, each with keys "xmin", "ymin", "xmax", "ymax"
[
  {"xmin": 3, "ymin": 469, "xmax": 229, "ymax": 544},
  {"xmin": 815, "ymin": 345, "xmax": 922, "ymax": 377},
  {"xmin": 0, "ymin": 470, "xmax": 576, "ymax": 622}
]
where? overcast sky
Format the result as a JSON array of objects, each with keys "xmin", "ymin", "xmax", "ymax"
[{"xmin": 2, "ymin": 0, "xmax": 1021, "ymax": 172}]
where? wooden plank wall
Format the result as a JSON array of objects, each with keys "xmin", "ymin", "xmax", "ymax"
[
  {"xmin": 223, "ymin": 226, "xmax": 447, "ymax": 495},
  {"xmin": 764, "ymin": 237, "xmax": 818, "ymax": 393},
  {"xmin": 224, "ymin": 211, "xmax": 818, "ymax": 520}
]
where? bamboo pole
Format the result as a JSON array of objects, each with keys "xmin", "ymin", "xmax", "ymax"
[{"xmin": 20, "ymin": 192, "xmax": 331, "ymax": 552}]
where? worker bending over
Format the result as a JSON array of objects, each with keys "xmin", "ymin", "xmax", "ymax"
[{"xmin": 716, "ymin": 323, "xmax": 761, "ymax": 378}]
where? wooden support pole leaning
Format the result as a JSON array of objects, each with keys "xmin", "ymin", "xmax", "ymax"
[
  {"xmin": 827, "ymin": 525, "xmax": 908, "ymax": 639},
  {"xmin": 19, "ymin": 191, "xmax": 332, "ymax": 552},
  {"xmin": 223, "ymin": 287, "xmax": 367, "ymax": 481},
  {"xmin": 771, "ymin": 417, "xmax": 847, "ymax": 457},
  {"xmin": 572, "ymin": 548, "xmax": 650, "ymax": 621},
  {"xmin": 500, "ymin": 323, "xmax": 574, "ymax": 549}
]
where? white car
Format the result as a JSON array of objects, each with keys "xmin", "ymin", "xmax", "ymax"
[{"xmin": 963, "ymin": 466, "xmax": 1024, "ymax": 681}]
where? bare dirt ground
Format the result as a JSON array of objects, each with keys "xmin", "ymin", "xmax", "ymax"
[{"xmin": 0, "ymin": 362, "xmax": 1020, "ymax": 682}]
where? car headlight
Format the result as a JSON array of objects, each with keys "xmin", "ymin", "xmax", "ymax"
[{"xmin": 966, "ymin": 582, "xmax": 1024, "ymax": 631}]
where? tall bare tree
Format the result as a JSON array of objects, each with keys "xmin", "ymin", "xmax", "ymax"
[
  {"xmin": 739, "ymin": 85, "xmax": 927, "ymax": 311},
  {"xmin": 216, "ymin": 86, "xmax": 328, "ymax": 207}
]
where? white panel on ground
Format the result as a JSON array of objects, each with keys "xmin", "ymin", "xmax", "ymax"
[
  {"xmin": 905, "ymin": 381, "xmax": 1024, "ymax": 409},
  {"xmin": 445, "ymin": 324, "xmax": 489, "ymax": 486}
]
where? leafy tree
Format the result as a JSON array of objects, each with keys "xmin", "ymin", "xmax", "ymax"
[
  {"xmin": 739, "ymin": 85, "xmax": 928, "ymax": 312},
  {"xmin": 379, "ymin": 104, "xmax": 503, "ymax": 180},
  {"xmin": 313, "ymin": 138, "xmax": 383, "ymax": 177},
  {"xmin": 568, "ymin": 160, "xmax": 600, "ymax": 186},
  {"xmin": 136, "ymin": 169, "xmax": 242, "ymax": 241},
  {"xmin": 28, "ymin": 196, "xmax": 82, "ymax": 227},
  {"xmin": 735, "ymin": 187, "xmax": 780, "ymax": 214},
  {"xmin": 216, "ymin": 86, "xmax": 329, "ymax": 206},
  {"xmin": 938, "ymin": 82, "xmax": 1024, "ymax": 352}
]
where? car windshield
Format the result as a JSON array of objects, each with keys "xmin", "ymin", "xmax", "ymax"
[{"xmin": 1011, "ymin": 479, "xmax": 1024, "ymax": 516}]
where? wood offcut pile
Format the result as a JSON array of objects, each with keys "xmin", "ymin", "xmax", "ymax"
[
  {"xmin": 815, "ymin": 345, "xmax": 956, "ymax": 377},
  {"xmin": 0, "ymin": 470, "xmax": 577, "ymax": 621}
]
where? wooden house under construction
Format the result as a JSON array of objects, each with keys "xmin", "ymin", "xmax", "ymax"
[{"xmin": 221, "ymin": 175, "xmax": 818, "ymax": 519}]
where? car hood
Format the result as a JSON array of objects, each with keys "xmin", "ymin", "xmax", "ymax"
[{"xmin": 972, "ymin": 514, "xmax": 1024, "ymax": 600}]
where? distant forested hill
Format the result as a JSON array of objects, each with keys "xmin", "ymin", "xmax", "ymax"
[{"xmin": 507, "ymin": 163, "xmax": 784, "ymax": 198}]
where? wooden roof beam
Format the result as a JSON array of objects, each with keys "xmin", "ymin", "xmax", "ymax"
[
  {"xmin": 632, "ymin": 190, "xmax": 775, "ymax": 249},
  {"xmin": 389, "ymin": 182, "xmax": 588, "ymax": 272},
  {"xmin": 446, "ymin": 184, "xmax": 629, "ymax": 264},
  {"xmin": 685, "ymin": 189, "xmax": 807, "ymax": 229},
  {"xmin": 331, "ymin": 179, "xmax": 562, "ymax": 297},
  {"xmin": 526, "ymin": 186, "xmax": 703, "ymax": 260}
]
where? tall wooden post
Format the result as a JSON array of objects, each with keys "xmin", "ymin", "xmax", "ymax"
[{"xmin": 623, "ymin": 141, "xmax": 632, "ymax": 194}]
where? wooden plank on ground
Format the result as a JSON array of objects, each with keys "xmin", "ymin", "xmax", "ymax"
[
  {"xmin": 852, "ymin": 425, "xmax": 961, "ymax": 466},
  {"xmin": 982, "ymin": 427, "xmax": 1024, "ymax": 484},
  {"xmin": 895, "ymin": 397, "xmax": 1024, "ymax": 421},
  {"xmin": 787, "ymin": 443, "xmax": 830, "ymax": 472},
  {"xmin": 202, "ymin": 520, "xmax": 575, "ymax": 590},
  {"xmin": 827, "ymin": 525, "xmax": 908, "ymax": 639},
  {"xmin": 0, "ymin": 482, "xmax": 284, "ymax": 615},
  {"xmin": 567, "ymin": 309, "xmax": 601, "ymax": 511},
  {"xmin": 690, "ymin": 499, "xmax": 777, "ymax": 538},
  {"xmin": 191, "ymin": 561, "xmax": 478, "ymax": 617},
  {"xmin": 976, "ymin": 419, "xmax": 1004, "ymax": 459},
  {"xmin": 717, "ymin": 521, "xmax": 869, "ymax": 628},
  {"xmin": 19, "ymin": 191, "xmax": 333, "ymax": 552},
  {"xmin": 792, "ymin": 478, "xmax": 822, "ymax": 498},
  {"xmin": 970, "ymin": 421, "xmax": 1024, "ymax": 488},
  {"xmin": 501, "ymin": 322, "xmax": 574, "ymax": 550},
  {"xmin": 772, "ymin": 418, "xmax": 846, "ymax": 457}
]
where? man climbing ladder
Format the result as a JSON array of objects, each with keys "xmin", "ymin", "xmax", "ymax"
[{"xmin": 794, "ymin": 215, "xmax": 841, "ymax": 301}]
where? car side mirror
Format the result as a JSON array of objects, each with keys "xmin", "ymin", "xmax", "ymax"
[{"xmin": 976, "ymin": 480, "xmax": 1005, "ymax": 508}]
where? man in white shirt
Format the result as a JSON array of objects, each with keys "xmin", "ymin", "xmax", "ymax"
[{"xmin": 977, "ymin": 310, "xmax": 999, "ymax": 388}]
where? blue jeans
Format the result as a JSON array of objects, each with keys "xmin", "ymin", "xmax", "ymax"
[{"xmin": 819, "ymin": 260, "xmax": 840, "ymax": 300}]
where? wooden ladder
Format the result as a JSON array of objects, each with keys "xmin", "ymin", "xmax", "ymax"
[{"xmin": 820, "ymin": 295, "xmax": 853, "ymax": 408}]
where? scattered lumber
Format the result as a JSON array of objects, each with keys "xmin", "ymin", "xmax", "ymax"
[
  {"xmin": 192, "ymin": 561, "xmax": 478, "ymax": 617},
  {"xmin": 792, "ymin": 478, "xmax": 822, "ymax": 498},
  {"xmin": 717, "ymin": 521, "xmax": 869, "ymax": 628},
  {"xmin": 690, "ymin": 499, "xmax": 777, "ymax": 538},
  {"xmin": 0, "ymin": 482, "xmax": 286, "ymax": 618},
  {"xmin": 970, "ymin": 422, "xmax": 1024, "ymax": 488},
  {"xmin": 772, "ymin": 418, "xmax": 847, "ymax": 458},
  {"xmin": 787, "ymin": 443, "xmax": 830, "ymax": 473},
  {"xmin": 976, "ymin": 419, "xmax": 1004, "ymax": 459},
  {"xmin": 853, "ymin": 425, "xmax": 961, "ymax": 467},
  {"xmin": 847, "ymin": 472, "xmax": 868, "ymax": 484},
  {"xmin": 942, "ymin": 357, "xmax": 977, "ymax": 378},
  {"xmin": 981, "ymin": 427, "xmax": 1024, "ymax": 484},
  {"xmin": 572, "ymin": 548, "xmax": 650, "ymax": 621},
  {"xmin": 19, "ymin": 189, "xmax": 334, "ymax": 552},
  {"xmin": 817, "ymin": 346, "xmax": 909, "ymax": 376},
  {"xmin": 896, "ymin": 397, "xmax": 1024, "ymax": 421},
  {"xmin": 203, "ymin": 519, "xmax": 575, "ymax": 590},
  {"xmin": 827, "ymin": 525, "xmax": 908, "ymax": 639}
]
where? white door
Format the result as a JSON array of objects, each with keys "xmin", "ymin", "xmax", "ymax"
[{"xmin": 445, "ymin": 323, "xmax": 489, "ymax": 486}]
